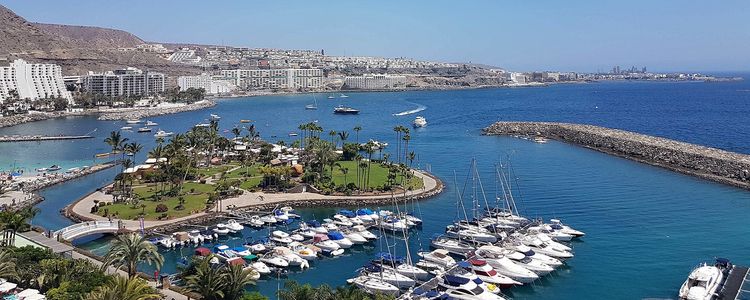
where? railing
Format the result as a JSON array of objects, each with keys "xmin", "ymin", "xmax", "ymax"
[{"xmin": 53, "ymin": 220, "xmax": 120, "ymax": 241}]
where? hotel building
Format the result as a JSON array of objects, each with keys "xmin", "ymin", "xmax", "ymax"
[
  {"xmin": 0, "ymin": 59, "xmax": 73, "ymax": 104},
  {"xmin": 343, "ymin": 74, "xmax": 408, "ymax": 89},
  {"xmin": 177, "ymin": 74, "xmax": 236, "ymax": 95},
  {"xmin": 220, "ymin": 68, "xmax": 323, "ymax": 90},
  {"xmin": 82, "ymin": 67, "xmax": 165, "ymax": 98}
]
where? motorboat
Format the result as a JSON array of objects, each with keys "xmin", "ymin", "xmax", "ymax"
[
  {"xmin": 357, "ymin": 208, "xmax": 379, "ymax": 221},
  {"xmin": 340, "ymin": 94, "xmax": 349, "ymax": 98},
  {"xmin": 529, "ymin": 233, "xmax": 572, "ymax": 251},
  {"xmin": 327, "ymin": 231, "xmax": 353, "ymax": 248},
  {"xmin": 243, "ymin": 266, "xmax": 262, "ymax": 280},
  {"xmin": 306, "ymin": 220, "xmax": 328, "ymax": 234},
  {"xmin": 321, "ymin": 219, "xmax": 339, "ymax": 231},
  {"xmin": 158, "ymin": 237, "xmax": 177, "ymax": 248},
  {"xmin": 505, "ymin": 244, "xmax": 563, "ymax": 267},
  {"xmin": 293, "ymin": 224, "xmax": 317, "ymax": 239},
  {"xmin": 417, "ymin": 249, "xmax": 457, "ymax": 268},
  {"xmin": 528, "ymin": 225, "xmax": 574, "ymax": 242},
  {"xmin": 473, "ymin": 246, "xmax": 539, "ymax": 283},
  {"xmin": 415, "ymin": 259, "xmax": 447, "ymax": 276},
  {"xmin": 430, "ymin": 235, "xmax": 475, "ymax": 256},
  {"xmin": 145, "ymin": 121, "xmax": 158, "ymax": 126},
  {"xmin": 347, "ymin": 276, "xmax": 400, "ymax": 297},
  {"xmin": 273, "ymin": 247, "xmax": 309, "ymax": 269},
  {"xmin": 194, "ymin": 123, "xmax": 210, "ymax": 128},
  {"xmin": 154, "ymin": 130, "xmax": 174, "ymax": 138},
  {"xmin": 289, "ymin": 233, "xmax": 305, "ymax": 242},
  {"xmin": 126, "ymin": 120, "xmax": 141, "ymax": 124},
  {"xmin": 438, "ymin": 274, "xmax": 505, "ymax": 300},
  {"xmin": 413, "ymin": 116, "xmax": 427, "ymax": 128},
  {"xmin": 332, "ymin": 214, "xmax": 354, "ymax": 227},
  {"xmin": 213, "ymin": 244, "xmax": 230, "ymax": 254},
  {"xmin": 372, "ymin": 253, "xmax": 431, "ymax": 281},
  {"xmin": 361, "ymin": 264, "xmax": 416, "ymax": 288},
  {"xmin": 47, "ymin": 165, "xmax": 62, "ymax": 172},
  {"xmin": 352, "ymin": 225, "xmax": 377, "ymax": 240},
  {"xmin": 244, "ymin": 239, "xmax": 268, "ymax": 254},
  {"xmin": 210, "ymin": 114, "xmax": 221, "ymax": 120},
  {"xmin": 259, "ymin": 252, "xmax": 289, "ymax": 268},
  {"xmin": 446, "ymin": 225, "xmax": 498, "ymax": 243},
  {"xmin": 482, "ymin": 246, "xmax": 555, "ymax": 276},
  {"xmin": 120, "ymin": 126, "xmax": 133, "ymax": 130},
  {"xmin": 259, "ymin": 214, "xmax": 278, "ymax": 224},
  {"xmin": 270, "ymin": 231, "xmax": 294, "ymax": 244},
  {"xmin": 244, "ymin": 216, "xmax": 265, "ymax": 227},
  {"xmin": 678, "ymin": 260, "xmax": 728, "ymax": 300},
  {"xmin": 341, "ymin": 229, "xmax": 368, "ymax": 244},
  {"xmin": 288, "ymin": 242, "xmax": 318, "ymax": 260},
  {"xmin": 313, "ymin": 234, "xmax": 340, "ymax": 251},
  {"xmin": 377, "ymin": 216, "xmax": 408, "ymax": 232},
  {"xmin": 521, "ymin": 238, "xmax": 573, "ymax": 259},
  {"xmin": 225, "ymin": 219, "xmax": 244, "ymax": 233},
  {"xmin": 187, "ymin": 230, "xmax": 205, "ymax": 244},
  {"xmin": 249, "ymin": 261, "xmax": 271, "ymax": 275},
  {"xmin": 459, "ymin": 260, "xmax": 521, "ymax": 288},
  {"xmin": 229, "ymin": 246, "xmax": 253, "ymax": 257},
  {"xmin": 549, "ymin": 219, "xmax": 585, "ymax": 238},
  {"xmin": 404, "ymin": 213, "xmax": 423, "ymax": 226},
  {"xmin": 138, "ymin": 127, "xmax": 152, "ymax": 133},
  {"xmin": 333, "ymin": 105, "xmax": 360, "ymax": 115},
  {"xmin": 213, "ymin": 224, "xmax": 230, "ymax": 235}
]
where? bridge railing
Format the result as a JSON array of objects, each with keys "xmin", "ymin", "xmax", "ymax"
[{"xmin": 53, "ymin": 220, "xmax": 119, "ymax": 240}]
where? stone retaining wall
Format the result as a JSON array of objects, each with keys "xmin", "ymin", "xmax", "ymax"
[{"xmin": 483, "ymin": 121, "xmax": 750, "ymax": 190}]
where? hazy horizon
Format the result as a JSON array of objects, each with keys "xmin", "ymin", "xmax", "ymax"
[{"xmin": 3, "ymin": 0, "xmax": 749, "ymax": 73}]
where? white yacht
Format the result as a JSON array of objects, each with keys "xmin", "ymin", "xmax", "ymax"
[
  {"xmin": 313, "ymin": 234, "xmax": 340, "ymax": 251},
  {"xmin": 145, "ymin": 121, "xmax": 158, "ymax": 126},
  {"xmin": 270, "ymin": 231, "xmax": 293, "ymax": 244},
  {"xmin": 473, "ymin": 246, "xmax": 539, "ymax": 283},
  {"xmin": 153, "ymin": 130, "xmax": 174, "ymax": 138},
  {"xmin": 225, "ymin": 219, "xmax": 244, "ymax": 232},
  {"xmin": 362, "ymin": 265, "xmax": 416, "ymax": 289},
  {"xmin": 249, "ymin": 262, "xmax": 271, "ymax": 275},
  {"xmin": 348, "ymin": 276, "xmax": 400, "ymax": 297},
  {"xmin": 505, "ymin": 244, "xmax": 563, "ymax": 267},
  {"xmin": 126, "ymin": 120, "xmax": 141, "ymax": 124},
  {"xmin": 522, "ymin": 238, "xmax": 573, "ymax": 259},
  {"xmin": 352, "ymin": 225, "xmax": 377, "ymax": 240},
  {"xmin": 413, "ymin": 116, "xmax": 427, "ymax": 128},
  {"xmin": 417, "ymin": 249, "xmax": 457, "ymax": 268},
  {"xmin": 430, "ymin": 236, "xmax": 475, "ymax": 256},
  {"xmin": 678, "ymin": 263, "xmax": 726, "ymax": 300},
  {"xmin": 549, "ymin": 219, "xmax": 585, "ymax": 238},
  {"xmin": 458, "ymin": 260, "xmax": 521, "ymax": 288}
]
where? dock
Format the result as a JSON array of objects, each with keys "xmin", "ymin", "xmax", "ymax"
[
  {"xmin": 720, "ymin": 266, "xmax": 749, "ymax": 300},
  {"xmin": 0, "ymin": 135, "xmax": 94, "ymax": 142}
]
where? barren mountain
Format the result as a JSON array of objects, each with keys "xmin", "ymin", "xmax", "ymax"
[{"xmin": 0, "ymin": 4, "xmax": 200, "ymax": 78}]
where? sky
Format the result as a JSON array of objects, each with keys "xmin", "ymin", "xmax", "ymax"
[{"xmin": 2, "ymin": 0, "xmax": 749, "ymax": 72}]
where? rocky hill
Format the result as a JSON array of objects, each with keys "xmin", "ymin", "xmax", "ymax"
[{"xmin": 0, "ymin": 4, "xmax": 199, "ymax": 78}]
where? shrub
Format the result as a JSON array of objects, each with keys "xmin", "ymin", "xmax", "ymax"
[{"xmin": 155, "ymin": 204, "xmax": 169, "ymax": 213}]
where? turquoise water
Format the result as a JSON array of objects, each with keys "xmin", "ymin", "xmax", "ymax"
[{"xmin": 2, "ymin": 78, "xmax": 750, "ymax": 299}]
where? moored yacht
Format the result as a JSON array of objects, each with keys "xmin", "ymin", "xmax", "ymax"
[
  {"xmin": 678, "ymin": 260, "xmax": 728, "ymax": 300},
  {"xmin": 413, "ymin": 116, "xmax": 427, "ymax": 128},
  {"xmin": 348, "ymin": 276, "xmax": 400, "ymax": 297},
  {"xmin": 333, "ymin": 105, "xmax": 360, "ymax": 115}
]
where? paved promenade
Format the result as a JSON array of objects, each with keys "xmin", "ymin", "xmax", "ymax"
[{"xmin": 69, "ymin": 170, "xmax": 441, "ymax": 231}]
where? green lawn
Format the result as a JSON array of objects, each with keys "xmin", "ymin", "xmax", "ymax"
[
  {"xmin": 192, "ymin": 163, "xmax": 238, "ymax": 178},
  {"xmin": 325, "ymin": 160, "xmax": 423, "ymax": 190},
  {"xmin": 98, "ymin": 182, "xmax": 214, "ymax": 220},
  {"xmin": 240, "ymin": 177, "xmax": 263, "ymax": 190},
  {"xmin": 224, "ymin": 164, "xmax": 261, "ymax": 179}
]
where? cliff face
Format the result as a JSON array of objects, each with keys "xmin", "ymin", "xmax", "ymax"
[
  {"xmin": 483, "ymin": 121, "xmax": 750, "ymax": 190},
  {"xmin": 0, "ymin": 4, "xmax": 199, "ymax": 77}
]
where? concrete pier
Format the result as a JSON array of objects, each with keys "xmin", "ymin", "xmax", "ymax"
[
  {"xmin": 483, "ymin": 121, "xmax": 750, "ymax": 191},
  {"xmin": 0, "ymin": 135, "xmax": 93, "ymax": 142}
]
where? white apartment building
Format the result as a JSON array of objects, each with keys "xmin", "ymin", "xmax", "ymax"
[
  {"xmin": 82, "ymin": 67, "xmax": 165, "ymax": 98},
  {"xmin": 0, "ymin": 59, "xmax": 73, "ymax": 104},
  {"xmin": 221, "ymin": 68, "xmax": 323, "ymax": 90},
  {"xmin": 169, "ymin": 48, "xmax": 202, "ymax": 64},
  {"xmin": 510, "ymin": 72, "xmax": 528, "ymax": 84},
  {"xmin": 177, "ymin": 74, "xmax": 235, "ymax": 95},
  {"xmin": 344, "ymin": 74, "xmax": 408, "ymax": 89}
]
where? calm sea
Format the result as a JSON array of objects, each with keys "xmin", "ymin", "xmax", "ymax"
[{"xmin": 2, "ymin": 76, "xmax": 750, "ymax": 299}]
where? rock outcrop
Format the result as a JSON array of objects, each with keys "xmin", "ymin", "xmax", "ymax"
[{"xmin": 483, "ymin": 122, "xmax": 750, "ymax": 190}]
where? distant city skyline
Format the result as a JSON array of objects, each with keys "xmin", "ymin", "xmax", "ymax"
[{"xmin": 2, "ymin": 0, "xmax": 749, "ymax": 73}]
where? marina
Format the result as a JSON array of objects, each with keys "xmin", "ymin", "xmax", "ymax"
[{"xmin": 0, "ymin": 134, "xmax": 93, "ymax": 142}]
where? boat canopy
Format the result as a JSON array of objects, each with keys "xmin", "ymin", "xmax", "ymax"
[
  {"xmin": 226, "ymin": 257, "xmax": 244, "ymax": 266},
  {"xmin": 232, "ymin": 247, "xmax": 246, "ymax": 252},
  {"xmin": 313, "ymin": 234, "xmax": 329, "ymax": 242},
  {"xmin": 339, "ymin": 210, "xmax": 356, "ymax": 218},
  {"xmin": 242, "ymin": 254, "xmax": 258, "ymax": 261},
  {"xmin": 306, "ymin": 220, "xmax": 322, "ymax": 227},
  {"xmin": 374, "ymin": 252, "xmax": 405, "ymax": 263},
  {"xmin": 444, "ymin": 274, "xmax": 470, "ymax": 286},
  {"xmin": 457, "ymin": 261, "xmax": 471, "ymax": 268},
  {"xmin": 213, "ymin": 245, "xmax": 229, "ymax": 252},
  {"xmin": 469, "ymin": 259, "xmax": 486, "ymax": 266},
  {"xmin": 327, "ymin": 231, "xmax": 345, "ymax": 240},
  {"xmin": 194, "ymin": 247, "xmax": 211, "ymax": 256},
  {"xmin": 356, "ymin": 208, "xmax": 374, "ymax": 215}
]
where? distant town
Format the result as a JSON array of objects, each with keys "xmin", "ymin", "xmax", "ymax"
[{"xmin": 0, "ymin": 44, "xmax": 742, "ymax": 119}]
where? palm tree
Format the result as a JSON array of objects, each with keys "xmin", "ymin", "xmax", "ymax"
[
  {"xmin": 222, "ymin": 264, "xmax": 258, "ymax": 300},
  {"xmin": 186, "ymin": 257, "xmax": 226, "ymax": 300},
  {"xmin": 86, "ymin": 276, "xmax": 161, "ymax": 300},
  {"xmin": 278, "ymin": 281, "xmax": 334, "ymax": 300},
  {"xmin": 338, "ymin": 131, "xmax": 349, "ymax": 145},
  {"xmin": 0, "ymin": 250, "xmax": 18, "ymax": 281},
  {"xmin": 336, "ymin": 163, "xmax": 349, "ymax": 187},
  {"xmin": 103, "ymin": 233, "xmax": 164, "ymax": 277},
  {"xmin": 408, "ymin": 151, "xmax": 416, "ymax": 168},
  {"xmin": 125, "ymin": 142, "xmax": 143, "ymax": 156},
  {"xmin": 104, "ymin": 131, "xmax": 128, "ymax": 154},
  {"xmin": 365, "ymin": 141, "xmax": 375, "ymax": 192},
  {"xmin": 231, "ymin": 127, "xmax": 242, "ymax": 139},
  {"xmin": 392, "ymin": 126, "xmax": 402, "ymax": 164},
  {"xmin": 0, "ymin": 206, "xmax": 39, "ymax": 234},
  {"xmin": 328, "ymin": 130, "xmax": 337, "ymax": 146},
  {"xmin": 402, "ymin": 132, "xmax": 411, "ymax": 164},
  {"xmin": 353, "ymin": 125, "xmax": 362, "ymax": 144}
]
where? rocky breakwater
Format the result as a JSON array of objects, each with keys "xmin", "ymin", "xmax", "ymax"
[
  {"xmin": 483, "ymin": 121, "xmax": 750, "ymax": 190},
  {"xmin": 0, "ymin": 111, "xmax": 59, "ymax": 128},
  {"xmin": 97, "ymin": 100, "xmax": 215, "ymax": 121}
]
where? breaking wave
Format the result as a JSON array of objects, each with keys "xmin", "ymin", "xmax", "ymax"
[{"xmin": 393, "ymin": 103, "xmax": 427, "ymax": 116}]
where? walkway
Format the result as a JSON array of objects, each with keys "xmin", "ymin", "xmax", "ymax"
[
  {"xmin": 53, "ymin": 220, "xmax": 121, "ymax": 241},
  {"xmin": 69, "ymin": 170, "xmax": 440, "ymax": 231}
]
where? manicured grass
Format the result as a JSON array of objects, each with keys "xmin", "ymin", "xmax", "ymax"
[
  {"xmin": 224, "ymin": 164, "xmax": 261, "ymax": 179},
  {"xmin": 98, "ymin": 182, "xmax": 214, "ymax": 220},
  {"xmin": 192, "ymin": 164, "xmax": 238, "ymax": 178},
  {"xmin": 325, "ymin": 160, "xmax": 423, "ymax": 190},
  {"xmin": 240, "ymin": 177, "xmax": 263, "ymax": 190}
]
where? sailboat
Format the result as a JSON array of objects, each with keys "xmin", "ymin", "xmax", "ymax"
[{"xmin": 305, "ymin": 96, "xmax": 318, "ymax": 110}]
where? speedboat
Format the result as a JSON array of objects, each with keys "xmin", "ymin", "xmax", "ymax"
[
  {"xmin": 259, "ymin": 214, "xmax": 278, "ymax": 224},
  {"xmin": 225, "ymin": 220, "xmax": 244, "ymax": 233},
  {"xmin": 430, "ymin": 235, "xmax": 475, "ymax": 256},
  {"xmin": 341, "ymin": 229, "xmax": 368, "ymax": 244},
  {"xmin": 439, "ymin": 274, "xmax": 505, "ymax": 300},
  {"xmin": 154, "ymin": 130, "xmax": 174, "ymax": 138},
  {"xmin": 530, "ymin": 233, "xmax": 572, "ymax": 251},
  {"xmin": 126, "ymin": 120, "xmax": 141, "ymax": 124},
  {"xmin": 259, "ymin": 252, "xmax": 289, "ymax": 268},
  {"xmin": 288, "ymin": 242, "xmax": 318, "ymax": 260},
  {"xmin": 210, "ymin": 114, "xmax": 221, "ymax": 120},
  {"xmin": 446, "ymin": 225, "xmax": 498, "ymax": 243},
  {"xmin": 137, "ymin": 127, "xmax": 151, "ymax": 133},
  {"xmin": 213, "ymin": 244, "xmax": 230, "ymax": 254},
  {"xmin": 313, "ymin": 234, "xmax": 340, "ymax": 251},
  {"xmin": 188, "ymin": 230, "xmax": 205, "ymax": 244},
  {"xmin": 357, "ymin": 208, "xmax": 379, "ymax": 221},
  {"xmin": 377, "ymin": 216, "xmax": 408, "ymax": 232},
  {"xmin": 521, "ymin": 238, "xmax": 573, "ymax": 259},
  {"xmin": 244, "ymin": 239, "xmax": 268, "ymax": 254},
  {"xmin": 413, "ymin": 116, "xmax": 427, "ymax": 128},
  {"xmin": 459, "ymin": 260, "xmax": 522, "ymax": 288},
  {"xmin": 327, "ymin": 231, "xmax": 353, "ymax": 248},
  {"xmin": 348, "ymin": 276, "xmax": 400, "ymax": 297},
  {"xmin": 477, "ymin": 245, "xmax": 554, "ymax": 276},
  {"xmin": 321, "ymin": 219, "xmax": 339, "ymax": 231},
  {"xmin": 361, "ymin": 264, "xmax": 416, "ymax": 288},
  {"xmin": 243, "ymin": 266, "xmax": 262, "ymax": 280},
  {"xmin": 352, "ymin": 225, "xmax": 377, "ymax": 240},
  {"xmin": 372, "ymin": 253, "xmax": 431, "ymax": 281},
  {"xmin": 273, "ymin": 247, "xmax": 309, "ymax": 269},
  {"xmin": 289, "ymin": 233, "xmax": 305, "ymax": 242},
  {"xmin": 417, "ymin": 249, "xmax": 457, "ymax": 268},
  {"xmin": 270, "ymin": 231, "xmax": 294, "ymax": 244},
  {"xmin": 332, "ymin": 214, "xmax": 354, "ymax": 227},
  {"xmin": 120, "ymin": 126, "xmax": 133, "ymax": 130},
  {"xmin": 528, "ymin": 225, "xmax": 574, "ymax": 242},
  {"xmin": 213, "ymin": 224, "xmax": 230, "ymax": 235},
  {"xmin": 145, "ymin": 121, "xmax": 158, "ymax": 126},
  {"xmin": 294, "ymin": 224, "xmax": 317, "ymax": 239},
  {"xmin": 273, "ymin": 210, "xmax": 289, "ymax": 221},
  {"xmin": 249, "ymin": 261, "xmax": 271, "ymax": 275},
  {"xmin": 245, "ymin": 216, "xmax": 265, "ymax": 227},
  {"xmin": 340, "ymin": 94, "xmax": 349, "ymax": 98},
  {"xmin": 333, "ymin": 105, "xmax": 360, "ymax": 115},
  {"xmin": 306, "ymin": 220, "xmax": 328, "ymax": 234},
  {"xmin": 505, "ymin": 243, "xmax": 563, "ymax": 267},
  {"xmin": 47, "ymin": 165, "xmax": 62, "ymax": 171},
  {"xmin": 229, "ymin": 246, "xmax": 253, "ymax": 257},
  {"xmin": 473, "ymin": 246, "xmax": 539, "ymax": 283},
  {"xmin": 678, "ymin": 260, "xmax": 728, "ymax": 300},
  {"xmin": 549, "ymin": 219, "xmax": 585, "ymax": 238}
]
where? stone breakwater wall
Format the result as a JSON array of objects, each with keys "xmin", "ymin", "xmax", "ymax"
[
  {"xmin": 483, "ymin": 121, "xmax": 750, "ymax": 190},
  {"xmin": 97, "ymin": 100, "xmax": 215, "ymax": 121}
]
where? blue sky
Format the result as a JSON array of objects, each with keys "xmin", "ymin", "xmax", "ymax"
[{"xmin": 3, "ymin": 0, "xmax": 749, "ymax": 72}]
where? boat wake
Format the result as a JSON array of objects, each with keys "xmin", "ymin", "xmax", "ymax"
[{"xmin": 393, "ymin": 103, "xmax": 427, "ymax": 116}]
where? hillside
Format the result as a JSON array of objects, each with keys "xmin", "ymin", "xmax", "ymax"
[{"xmin": 0, "ymin": 4, "xmax": 199, "ymax": 78}]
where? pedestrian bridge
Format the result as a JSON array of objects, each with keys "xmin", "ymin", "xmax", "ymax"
[{"xmin": 53, "ymin": 220, "xmax": 121, "ymax": 241}]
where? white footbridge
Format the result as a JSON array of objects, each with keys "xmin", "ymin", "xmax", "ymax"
[{"xmin": 52, "ymin": 220, "xmax": 122, "ymax": 241}]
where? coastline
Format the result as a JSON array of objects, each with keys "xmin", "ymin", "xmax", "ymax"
[
  {"xmin": 483, "ymin": 121, "xmax": 750, "ymax": 191},
  {"xmin": 97, "ymin": 100, "xmax": 216, "ymax": 121},
  {"xmin": 62, "ymin": 169, "xmax": 443, "ymax": 232}
]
